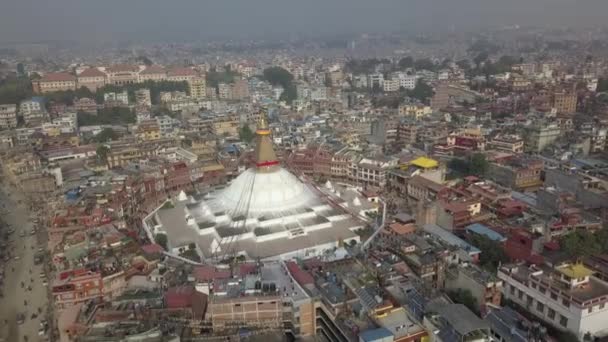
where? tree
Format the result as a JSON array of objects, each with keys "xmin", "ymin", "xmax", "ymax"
[
  {"xmin": 597, "ymin": 78, "xmax": 608, "ymax": 93},
  {"xmin": 473, "ymin": 52, "xmax": 489, "ymax": 67},
  {"xmin": 408, "ymin": 80, "xmax": 433, "ymax": 102},
  {"xmin": 154, "ymin": 234, "xmax": 168, "ymax": 250},
  {"xmin": 560, "ymin": 230, "xmax": 603, "ymax": 259},
  {"xmin": 93, "ymin": 128, "xmax": 118, "ymax": 143},
  {"xmin": 188, "ymin": 242, "xmax": 196, "ymax": 250},
  {"xmin": 96, "ymin": 145, "xmax": 109, "ymax": 163},
  {"xmin": 470, "ymin": 234, "xmax": 509, "ymax": 271},
  {"xmin": 469, "ymin": 153, "xmax": 489, "ymax": 176},
  {"xmin": 447, "ymin": 289, "xmax": 479, "ymax": 314},
  {"xmin": 414, "ymin": 58, "xmax": 436, "ymax": 71},
  {"xmin": 0, "ymin": 76, "xmax": 33, "ymax": 105},
  {"xmin": 78, "ymin": 107, "xmax": 135, "ymax": 126},
  {"xmin": 398, "ymin": 56, "xmax": 414, "ymax": 70},
  {"xmin": 206, "ymin": 68, "xmax": 241, "ymax": 88},
  {"xmin": 239, "ymin": 124, "xmax": 254, "ymax": 143},
  {"xmin": 137, "ymin": 56, "xmax": 153, "ymax": 66},
  {"xmin": 16, "ymin": 63, "xmax": 25, "ymax": 76},
  {"xmin": 263, "ymin": 66, "xmax": 297, "ymax": 103}
]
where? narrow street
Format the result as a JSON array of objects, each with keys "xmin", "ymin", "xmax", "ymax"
[{"xmin": 0, "ymin": 180, "xmax": 50, "ymax": 342}]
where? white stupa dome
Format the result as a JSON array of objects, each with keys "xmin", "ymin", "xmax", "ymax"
[{"xmin": 214, "ymin": 168, "xmax": 319, "ymax": 214}]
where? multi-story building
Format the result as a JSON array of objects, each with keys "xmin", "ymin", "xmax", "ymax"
[
  {"xmin": 136, "ymin": 119, "xmax": 161, "ymax": 141},
  {"xmin": 356, "ymin": 156, "xmax": 397, "ymax": 188},
  {"xmin": 445, "ymin": 264, "xmax": 503, "ymax": 313},
  {"xmin": 104, "ymin": 91, "xmax": 129, "ymax": 106},
  {"xmin": 77, "ymin": 67, "xmax": 107, "ymax": 91},
  {"xmin": 367, "ymin": 73, "xmax": 384, "ymax": 89},
  {"xmin": 487, "ymin": 134, "xmax": 524, "ymax": 154},
  {"xmin": 231, "ymin": 79, "xmax": 249, "ymax": 100},
  {"xmin": 488, "ymin": 158, "xmax": 544, "ymax": 190},
  {"xmin": 218, "ymin": 83, "xmax": 233, "ymax": 100},
  {"xmin": 0, "ymin": 104, "xmax": 18, "ymax": 129},
  {"xmin": 398, "ymin": 105, "xmax": 432, "ymax": 120},
  {"xmin": 105, "ymin": 64, "xmax": 140, "ymax": 85},
  {"xmin": 188, "ymin": 76, "xmax": 206, "ymax": 99},
  {"xmin": 398, "ymin": 74, "xmax": 417, "ymax": 90},
  {"xmin": 135, "ymin": 88, "xmax": 152, "ymax": 107},
  {"xmin": 209, "ymin": 295, "xmax": 282, "ymax": 329},
  {"xmin": 383, "ymin": 79, "xmax": 400, "ymax": 92},
  {"xmin": 167, "ymin": 67, "xmax": 198, "ymax": 82},
  {"xmin": 498, "ymin": 263, "xmax": 608, "ymax": 339},
  {"xmin": 553, "ymin": 91, "xmax": 577, "ymax": 114},
  {"xmin": 211, "ymin": 115, "xmax": 239, "ymax": 137},
  {"xmin": 34, "ymin": 72, "xmax": 77, "ymax": 93},
  {"xmin": 73, "ymin": 97, "xmax": 98, "ymax": 114},
  {"xmin": 19, "ymin": 97, "xmax": 44, "ymax": 115},
  {"xmin": 138, "ymin": 65, "xmax": 166, "ymax": 82},
  {"xmin": 525, "ymin": 123, "xmax": 561, "ymax": 152},
  {"xmin": 52, "ymin": 269, "xmax": 103, "ymax": 310}
]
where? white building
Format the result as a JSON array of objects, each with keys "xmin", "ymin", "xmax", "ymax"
[
  {"xmin": 19, "ymin": 98, "xmax": 44, "ymax": 115},
  {"xmin": 498, "ymin": 263, "xmax": 608, "ymax": 339},
  {"xmin": 398, "ymin": 74, "xmax": 417, "ymax": 90},
  {"xmin": 383, "ymin": 79, "xmax": 400, "ymax": 92},
  {"xmin": 135, "ymin": 88, "xmax": 152, "ymax": 107},
  {"xmin": 310, "ymin": 87, "xmax": 327, "ymax": 101},
  {"xmin": 156, "ymin": 115, "xmax": 177, "ymax": 137},
  {"xmin": 104, "ymin": 91, "xmax": 129, "ymax": 105},
  {"xmin": 0, "ymin": 104, "xmax": 18, "ymax": 129},
  {"xmin": 367, "ymin": 73, "xmax": 384, "ymax": 89}
]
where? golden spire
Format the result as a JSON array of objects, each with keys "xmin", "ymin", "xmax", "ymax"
[
  {"xmin": 256, "ymin": 111, "xmax": 271, "ymax": 136},
  {"xmin": 254, "ymin": 111, "xmax": 278, "ymax": 171}
]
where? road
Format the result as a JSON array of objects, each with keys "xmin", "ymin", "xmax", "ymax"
[{"xmin": 0, "ymin": 180, "xmax": 50, "ymax": 342}]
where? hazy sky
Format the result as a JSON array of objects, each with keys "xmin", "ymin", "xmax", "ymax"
[{"xmin": 1, "ymin": 0, "xmax": 608, "ymax": 43}]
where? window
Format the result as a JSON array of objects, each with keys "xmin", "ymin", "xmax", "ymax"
[
  {"xmin": 510, "ymin": 285, "xmax": 515, "ymax": 295},
  {"xmin": 537, "ymin": 302, "xmax": 544, "ymax": 313},
  {"xmin": 550, "ymin": 292, "xmax": 558, "ymax": 300},
  {"xmin": 531, "ymin": 283, "xmax": 537, "ymax": 289},
  {"xmin": 560, "ymin": 315, "xmax": 568, "ymax": 327},
  {"xmin": 562, "ymin": 298, "xmax": 570, "ymax": 307},
  {"xmin": 600, "ymin": 303, "xmax": 606, "ymax": 310},
  {"xmin": 539, "ymin": 286, "xmax": 546, "ymax": 294},
  {"xmin": 518, "ymin": 289, "xmax": 524, "ymax": 299},
  {"xmin": 527, "ymin": 295, "xmax": 533, "ymax": 306},
  {"xmin": 548, "ymin": 308, "xmax": 556, "ymax": 320},
  {"xmin": 588, "ymin": 307, "xmax": 593, "ymax": 314}
]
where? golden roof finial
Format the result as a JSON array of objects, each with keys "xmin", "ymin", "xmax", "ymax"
[{"xmin": 256, "ymin": 111, "xmax": 270, "ymax": 135}]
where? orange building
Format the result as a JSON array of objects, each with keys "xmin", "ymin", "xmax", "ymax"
[{"xmin": 52, "ymin": 269, "xmax": 103, "ymax": 309}]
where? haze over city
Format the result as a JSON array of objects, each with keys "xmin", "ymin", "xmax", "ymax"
[
  {"xmin": 3, "ymin": 1, "xmax": 608, "ymax": 342},
  {"xmin": 2, "ymin": 0, "xmax": 608, "ymax": 43}
]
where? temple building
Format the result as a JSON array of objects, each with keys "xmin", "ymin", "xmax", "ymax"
[{"xmin": 145, "ymin": 115, "xmax": 371, "ymax": 261}]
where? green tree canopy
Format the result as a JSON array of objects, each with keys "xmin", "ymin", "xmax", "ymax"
[
  {"xmin": 0, "ymin": 76, "xmax": 33, "ymax": 105},
  {"xmin": 407, "ymin": 80, "xmax": 433, "ymax": 103},
  {"xmin": 206, "ymin": 68, "xmax": 241, "ymax": 88},
  {"xmin": 414, "ymin": 58, "xmax": 436, "ymax": 71},
  {"xmin": 93, "ymin": 128, "xmax": 119, "ymax": 143},
  {"xmin": 154, "ymin": 233, "xmax": 168, "ymax": 250},
  {"xmin": 96, "ymin": 145, "xmax": 109, "ymax": 163},
  {"xmin": 239, "ymin": 124, "xmax": 254, "ymax": 143},
  {"xmin": 398, "ymin": 56, "xmax": 414, "ymax": 70},
  {"xmin": 263, "ymin": 66, "xmax": 296, "ymax": 103},
  {"xmin": 78, "ymin": 107, "xmax": 135, "ymax": 126},
  {"xmin": 560, "ymin": 230, "xmax": 608, "ymax": 259},
  {"xmin": 447, "ymin": 289, "xmax": 479, "ymax": 314},
  {"xmin": 469, "ymin": 153, "xmax": 489, "ymax": 176},
  {"xmin": 469, "ymin": 234, "xmax": 509, "ymax": 271}
]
